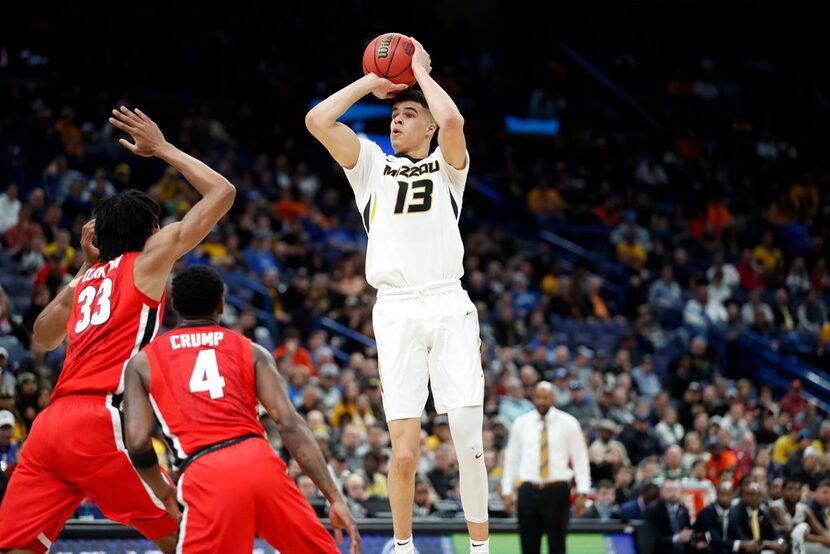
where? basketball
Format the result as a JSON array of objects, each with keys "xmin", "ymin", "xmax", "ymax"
[{"xmin": 362, "ymin": 32, "xmax": 417, "ymax": 87}]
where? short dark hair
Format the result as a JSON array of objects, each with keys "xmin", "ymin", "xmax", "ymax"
[
  {"xmin": 171, "ymin": 265, "xmax": 225, "ymax": 318},
  {"xmin": 93, "ymin": 190, "xmax": 160, "ymax": 262},
  {"xmin": 393, "ymin": 87, "xmax": 430, "ymax": 113},
  {"xmin": 596, "ymin": 479, "xmax": 614, "ymax": 491},
  {"xmin": 817, "ymin": 479, "xmax": 830, "ymax": 490},
  {"xmin": 783, "ymin": 476, "xmax": 803, "ymax": 488}
]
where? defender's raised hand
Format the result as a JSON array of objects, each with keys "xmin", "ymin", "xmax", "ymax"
[{"xmin": 109, "ymin": 106, "xmax": 167, "ymax": 157}]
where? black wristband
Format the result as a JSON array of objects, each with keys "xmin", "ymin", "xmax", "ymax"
[{"xmin": 128, "ymin": 447, "xmax": 158, "ymax": 469}]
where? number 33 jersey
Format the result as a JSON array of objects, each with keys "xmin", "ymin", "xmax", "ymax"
[
  {"xmin": 344, "ymin": 138, "xmax": 470, "ymax": 290},
  {"xmin": 142, "ymin": 326, "xmax": 264, "ymax": 462},
  {"xmin": 54, "ymin": 252, "xmax": 164, "ymax": 401}
]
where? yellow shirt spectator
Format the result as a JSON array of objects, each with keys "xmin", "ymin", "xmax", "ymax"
[{"xmin": 772, "ymin": 432, "xmax": 799, "ymax": 465}]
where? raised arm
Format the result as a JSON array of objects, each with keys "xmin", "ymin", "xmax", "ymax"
[
  {"xmin": 122, "ymin": 351, "xmax": 180, "ymax": 521},
  {"xmin": 33, "ymin": 219, "xmax": 98, "ymax": 349},
  {"xmin": 410, "ymin": 38, "xmax": 466, "ymax": 169},
  {"xmin": 305, "ymin": 74, "xmax": 406, "ymax": 169},
  {"xmin": 252, "ymin": 343, "xmax": 361, "ymax": 553},
  {"xmin": 108, "ymin": 107, "xmax": 236, "ymax": 301}
]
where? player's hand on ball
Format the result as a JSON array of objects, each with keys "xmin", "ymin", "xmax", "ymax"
[
  {"xmin": 109, "ymin": 106, "xmax": 167, "ymax": 157},
  {"xmin": 329, "ymin": 498, "xmax": 361, "ymax": 553},
  {"xmin": 409, "ymin": 37, "xmax": 431, "ymax": 75},
  {"xmin": 368, "ymin": 74, "xmax": 408, "ymax": 100},
  {"xmin": 80, "ymin": 219, "xmax": 99, "ymax": 265}
]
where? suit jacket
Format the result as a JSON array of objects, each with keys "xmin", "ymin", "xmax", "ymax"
[
  {"xmin": 619, "ymin": 498, "xmax": 646, "ymax": 521},
  {"xmin": 693, "ymin": 503, "xmax": 732, "ymax": 554},
  {"xmin": 645, "ymin": 500, "xmax": 692, "ymax": 554},
  {"xmin": 727, "ymin": 502, "xmax": 779, "ymax": 543}
]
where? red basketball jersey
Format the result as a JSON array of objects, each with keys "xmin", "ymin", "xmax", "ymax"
[
  {"xmin": 53, "ymin": 252, "xmax": 164, "ymax": 401},
  {"xmin": 142, "ymin": 326, "xmax": 265, "ymax": 465}
]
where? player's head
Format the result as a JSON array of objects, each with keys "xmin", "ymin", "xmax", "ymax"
[
  {"xmin": 390, "ymin": 88, "xmax": 436, "ymax": 155},
  {"xmin": 171, "ymin": 265, "xmax": 225, "ymax": 320},
  {"xmin": 93, "ymin": 190, "xmax": 161, "ymax": 262}
]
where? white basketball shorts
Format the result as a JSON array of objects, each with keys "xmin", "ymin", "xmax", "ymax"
[{"xmin": 372, "ymin": 279, "xmax": 485, "ymax": 421}]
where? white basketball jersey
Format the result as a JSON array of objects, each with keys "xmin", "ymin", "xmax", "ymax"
[{"xmin": 344, "ymin": 138, "xmax": 468, "ymax": 290}]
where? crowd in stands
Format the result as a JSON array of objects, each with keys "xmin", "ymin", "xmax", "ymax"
[{"xmin": 0, "ymin": 6, "xmax": 829, "ymax": 543}]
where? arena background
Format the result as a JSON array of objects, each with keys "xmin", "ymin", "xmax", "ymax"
[{"xmin": 1, "ymin": 1, "xmax": 830, "ymax": 553}]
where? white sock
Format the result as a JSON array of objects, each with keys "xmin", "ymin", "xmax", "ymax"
[
  {"xmin": 394, "ymin": 536, "xmax": 414, "ymax": 553},
  {"xmin": 470, "ymin": 538, "xmax": 489, "ymax": 553}
]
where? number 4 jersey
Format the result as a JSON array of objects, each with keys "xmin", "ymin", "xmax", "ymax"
[
  {"xmin": 141, "ymin": 326, "xmax": 264, "ymax": 464},
  {"xmin": 54, "ymin": 252, "xmax": 164, "ymax": 400},
  {"xmin": 343, "ymin": 138, "xmax": 469, "ymax": 290}
]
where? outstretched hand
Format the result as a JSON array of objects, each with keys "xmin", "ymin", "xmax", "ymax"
[{"xmin": 109, "ymin": 106, "xmax": 167, "ymax": 157}]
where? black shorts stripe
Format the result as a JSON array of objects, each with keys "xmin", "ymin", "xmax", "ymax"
[{"xmin": 362, "ymin": 197, "xmax": 372, "ymax": 233}]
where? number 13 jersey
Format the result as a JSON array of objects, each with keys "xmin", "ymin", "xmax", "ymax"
[
  {"xmin": 54, "ymin": 252, "xmax": 164, "ymax": 401},
  {"xmin": 344, "ymin": 138, "xmax": 470, "ymax": 290}
]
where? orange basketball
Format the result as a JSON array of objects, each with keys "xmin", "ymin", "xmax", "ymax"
[{"xmin": 362, "ymin": 32, "xmax": 416, "ymax": 87}]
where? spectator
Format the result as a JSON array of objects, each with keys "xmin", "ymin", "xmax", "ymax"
[
  {"xmin": 658, "ymin": 445, "xmax": 689, "ymax": 480},
  {"xmin": 798, "ymin": 290, "xmax": 828, "ymax": 335},
  {"xmin": 655, "ymin": 408, "xmax": 685, "ymax": 447},
  {"xmin": 425, "ymin": 415, "xmax": 452, "ymax": 453},
  {"xmin": 720, "ymin": 401, "xmax": 751, "ymax": 446},
  {"xmin": 726, "ymin": 479, "xmax": 787, "ymax": 553},
  {"xmin": 584, "ymin": 479, "xmax": 618, "ymax": 521},
  {"xmin": 0, "ymin": 410, "xmax": 18, "ymax": 471},
  {"xmin": 752, "ymin": 232, "xmax": 784, "ymax": 275},
  {"xmin": 772, "ymin": 288, "xmax": 797, "ymax": 334},
  {"xmin": 707, "ymin": 269, "xmax": 732, "ymax": 308},
  {"xmin": 328, "ymin": 446, "xmax": 352, "ymax": 492},
  {"xmin": 741, "ymin": 289, "xmax": 774, "ymax": 328},
  {"xmin": 632, "ymin": 355, "xmax": 661, "ymax": 400},
  {"xmin": 786, "ymin": 258, "xmax": 813, "ymax": 296},
  {"xmin": 692, "ymin": 480, "xmax": 735, "ymax": 554},
  {"xmin": 619, "ymin": 414, "xmax": 663, "ymax": 466},
  {"xmin": 427, "ymin": 444, "xmax": 458, "ymax": 500},
  {"xmin": 807, "ymin": 481, "xmax": 830, "ymax": 535},
  {"xmin": 342, "ymin": 473, "xmax": 368, "ymax": 517},
  {"xmin": 769, "ymin": 477, "xmax": 830, "ymax": 554},
  {"xmin": 789, "ymin": 446, "xmax": 824, "ymax": 491},
  {"xmin": 316, "ymin": 363, "xmax": 342, "ymax": 411},
  {"xmin": 589, "ymin": 419, "xmax": 630, "ymax": 481},
  {"xmin": 644, "ymin": 479, "xmax": 695, "ymax": 554},
  {"xmin": 707, "ymin": 252, "xmax": 740, "ymax": 290},
  {"xmin": 780, "ymin": 381, "xmax": 807, "ymax": 419},
  {"xmin": 358, "ymin": 449, "xmax": 388, "ymax": 498},
  {"xmin": 413, "ymin": 478, "xmax": 438, "ymax": 517},
  {"xmin": 0, "ymin": 184, "xmax": 20, "ymax": 234},
  {"xmin": 619, "ymin": 482, "xmax": 660, "ymax": 521},
  {"xmin": 564, "ymin": 380, "xmax": 600, "ymax": 427},
  {"xmin": 706, "ymin": 437, "xmax": 741, "ymax": 487},
  {"xmin": 683, "ymin": 284, "xmax": 728, "ymax": 329},
  {"xmin": 272, "ymin": 327, "xmax": 313, "ymax": 374},
  {"xmin": 499, "ymin": 377, "xmax": 535, "ymax": 424},
  {"xmin": 736, "ymin": 248, "xmax": 766, "ymax": 291}
]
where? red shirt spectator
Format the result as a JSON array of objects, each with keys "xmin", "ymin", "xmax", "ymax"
[
  {"xmin": 272, "ymin": 328, "xmax": 314, "ymax": 376},
  {"xmin": 779, "ymin": 379, "xmax": 807, "ymax": 417},
  {"xmin": 736, "ymin": 249, "xmax": 766, "ymax": 291},
  {"xmin": 705, "ymin": 438, "xmax": 741, "ymax": 487}
]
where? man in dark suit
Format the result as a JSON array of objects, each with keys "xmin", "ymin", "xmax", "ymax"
[
  {"xmin": 645, "ymin": 479, "xmax": 695, "ymax": 554},
  {"xmin": 727, "ymin": 478, "xmax": 787, "ymax": 553},
  {"xmin": 693, "ymin": 481, "xmax": 736, "ymax": 554},
  {"xmin": 619, "ymin": 483, "xmax": 659, "ymax": 521}
]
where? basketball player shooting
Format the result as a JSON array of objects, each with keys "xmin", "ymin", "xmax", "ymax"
[{"xmin": 306, "ymin": 37, "xmax": 490, "ymax": 554}]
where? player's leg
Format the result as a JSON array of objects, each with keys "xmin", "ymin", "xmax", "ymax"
[
  {"xmin": 174, "ymin": 460, "xmax": 257, "ymax": 554},
  {"xmin": 73, "ymin": 399, "xmax": 178, "ymax": 552},
  {"xmin": 0, "ymin": 404, "xmax": 85, "ymax": 554},
  {"xmin": 251, "ymin": 440, "xmax": 340, "ymax": 553},
  {"xmin": 372, "ymin": 297, "xmax": 429, "ymax": 551},
  {"xmin": 427, "ymin": 290, "xmax": 489, "ymax": 550}
]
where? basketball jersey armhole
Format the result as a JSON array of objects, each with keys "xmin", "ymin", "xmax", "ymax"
[{"xmin": 126, "ymin": 252, "xmax": 163, "ymax": 308}]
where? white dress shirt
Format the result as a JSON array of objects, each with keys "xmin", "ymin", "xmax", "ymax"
[{"xmin": 501, "ymin": 407, "xmax": 591, "ymax": 496}]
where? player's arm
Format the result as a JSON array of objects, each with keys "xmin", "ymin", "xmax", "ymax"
[
  {"xmin": 305, "ymin": 73, "xmax": 406, "ymax": 169},
  {"xmin": 108, "ymin": 107, "xmax": 236, "ymax": 301},
  {"xmin": 33, "ymin": 219, "xmax": 98, "ymax": 349},
  {"xmin": 123, "ymin": 352, "xmax": 180, "ymax": 521},
  {"xmin": 409, "ymin": 37, "xmax": 466, "ymax": 169},
  {"xmin": 252, "ymin": 343, "xmax": 361, "ymax": 552}
]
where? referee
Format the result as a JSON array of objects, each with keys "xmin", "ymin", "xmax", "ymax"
[{"xmin": 501, "ymin": 382, "xmax": 592, "ymax": 554}]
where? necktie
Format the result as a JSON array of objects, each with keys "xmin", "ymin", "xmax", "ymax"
[
  {"xmin": 669, "ymin": 505, "xmax": 679, "ymax": 533},
  {"xmin": 750, "ymin": 509, "xmax": 761, "ymax": 540},
  {"xmin": 540, "ymin": 418, "xmax": 549, "ymax": 480},
  {"xmin": 722, "ymin": 511, "xmax": 729, "ymax": 537}
]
